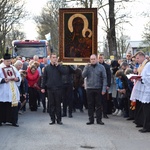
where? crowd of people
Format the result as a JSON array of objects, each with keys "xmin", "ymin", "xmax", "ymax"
[{"xmin": 0, "ymin": 50, "xmax": 150, "ymax": 133}]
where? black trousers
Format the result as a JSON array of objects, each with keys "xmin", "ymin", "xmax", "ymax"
[
  {"xmin": 28, "ymin": 87, "xmax": 38, "ymax": 111},
  {"xmin": 41, "ymin": 92, "xmax": 46, "ymax": 110},
  {"xmin": 0, "ymin": 102, "xmax": 18, "ymax": 125},
  {"xmin": 102, "ymin": 92, "xmax": 108, "ymax": 115},
  {"xmin": 134, "ymin": 100, "xmax": 143, "ymax": 126},
  {"xmin": 143, "ymin": 103, "xmax": 150, "ymax": 130},
  {"xmin": 128, "ymin": 99, "xmax": 135, "ymax": 119},
  {"xmin": 47, "ymin": 89, "xmax": 62, "ymax": 122},
  {"xmin": 86, "ymin": 89, "xmax": 103, "ymax": 122},
  {"xmin": 62, "ymin": 84, "xmax": 73, "ymax": 115}
]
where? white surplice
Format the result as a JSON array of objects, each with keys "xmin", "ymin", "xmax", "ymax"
[
  {"xmin": 130, "ymin": 62, "xmax": 150, "ymax": 103},
  {"xmin": 0, "ymin": 63, "xmax": 20, "ymax": 103}
]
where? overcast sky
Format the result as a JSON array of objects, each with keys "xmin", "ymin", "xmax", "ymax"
[
  {"xmin": 122, "ymin": 0, "xmax": 150, "ymax": 41},
  {"xmin": 23, "ymin": 0, "xmax": 150, "ymax": 43}
]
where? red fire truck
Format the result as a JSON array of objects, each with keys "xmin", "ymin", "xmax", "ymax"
[{"xmin": 12, "ymin": 40, "xmax": 50, "ymax": 60}]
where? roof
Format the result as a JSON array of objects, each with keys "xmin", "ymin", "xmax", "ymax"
[
  {"xmin": 128, "ymin": 41, "xmax": 148, "ymax": 48},
  {"xmin": 126, "ymin": 41, "xmax": 149, "ymax": 55}
]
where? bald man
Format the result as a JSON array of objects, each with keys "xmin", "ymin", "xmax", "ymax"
[{"xmin": 82, "ymin": 54, "xmax": 107, "ymax": 125}]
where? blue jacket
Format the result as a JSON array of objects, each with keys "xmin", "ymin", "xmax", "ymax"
[{"xmin": 116, "ymin": 77, "xmax": 123, "ymax": 89}]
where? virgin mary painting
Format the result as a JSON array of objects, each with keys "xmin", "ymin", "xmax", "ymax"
[
  {"xmin": 64, "ymin": 13, "xmax": 92, "ymax": 58},
  {"xmin": 59, "ymin": 8, "xmax": 97, "ymax": 63}
]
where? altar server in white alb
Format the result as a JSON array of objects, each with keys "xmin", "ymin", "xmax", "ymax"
[
  {"xmin": 130, "ymin": 51, "xmax": 150, "ymax": 133},
  {"xmin": 0, "ymin": 48, "xmax": 21, "ymax": 127}
]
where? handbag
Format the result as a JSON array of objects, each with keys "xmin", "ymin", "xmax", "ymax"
[
  {"xmin": 120, "ymin": 93, "xmax": 126, "ymax": 99},
  {"xmin": 118, "ymin": 92, "xmax": 126, "ymax": 99},
  {"xmin": 33, "ymin": 83, "xmax": 41, "ymax": 91}
]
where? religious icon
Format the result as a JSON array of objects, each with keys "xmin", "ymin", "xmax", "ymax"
[
  {"xmin": 59, "ymin": 8, "xmax": 97, "ymax": 64},
  {"xmin": 2, "ymin": 67, "xmax": 16, "ymax": 80},
  {"xmin": 65, "ymin": 14, "xmax": 93, "ymax": 58}
]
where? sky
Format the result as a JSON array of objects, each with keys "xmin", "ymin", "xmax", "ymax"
[
  {"xmin": 23, "ymin": 0, "xmax": 48, "ymax": 39},
  {"xmin": 23, "ymin": 0, "xmax": 150, "ymax": 42},
  {"xmin": 121, "ymin": 0, "xmax": 150, "ymax": 41}
]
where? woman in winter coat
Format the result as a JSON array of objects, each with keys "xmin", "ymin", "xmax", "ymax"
[{"xmin": 26, "ymin": 65, "xmax": 39, "ymax": 111}]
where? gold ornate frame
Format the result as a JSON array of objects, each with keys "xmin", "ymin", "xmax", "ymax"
[{"xmin": 59, "ymin": 8, "xmax": 97, "ymax": 64}]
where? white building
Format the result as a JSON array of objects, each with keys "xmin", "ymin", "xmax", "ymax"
[{"xmin": 126, "ymin": 41, "xmax": 149, "ymax": 55}]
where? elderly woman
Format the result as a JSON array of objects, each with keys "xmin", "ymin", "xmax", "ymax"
[
  {"xmin": 13, "ymin": 60, "xmax": 23, "ymax": 88},
  {"xmin": 14, "ymin": 60, "xmax": 23, "ymax": 71}
]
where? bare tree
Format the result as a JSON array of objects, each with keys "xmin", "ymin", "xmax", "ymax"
[
  {"xmin": 6, "ymin": 27, "xmax": 26, "ymax": 48},
  {"xmin": 0, "ymin": 0, "xmax": 27, "ymax": 57},
  {"xmin": 98, "ymin": 0, "xmax": 133, "ymax": 58},
  {"xmin": 141, "ymin": 21, "xmax": 150, "ymax": 54},
  {"xmin": 143, "ymin": 21, "xmax": 150, "ymax": 45},
  {"xmin": 79, "ymin": 0, "xmax": 94, "ymax": 8},
  {"xmin": 34, "ymin": 0, "xmax": 133, "ymax": 57},
  {"xmin": 34, "ymin": 1, "xmax": 61, "ymax": 53}
]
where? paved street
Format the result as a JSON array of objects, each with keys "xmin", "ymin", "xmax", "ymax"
[{"xmin": 0, "ymin": 105, "xmax": 150, "ymax": 150}]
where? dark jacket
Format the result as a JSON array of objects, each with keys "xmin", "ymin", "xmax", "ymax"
[
  {"xmin": 120, "ymin": 74, "xmax": 131, "ymax": 98},
  {"xmin": 41, "ymin": 64, "xmax": 68, "ymax": 90},
  {"xmin": 111, "ymin": 60, "xmax": 120, "ymax": 75},
  {"xmin": 73, "ymin": 68, "xmax": 84, "ymax": 88},
  {"xmin": 62, "ymin": 65, "xmax": 76, "ymax": 85},
  {"xmin": 100, "ymin": 62, "xmax": 111, "ymax": 87},
  {"xmin": 124, "ymin": 59, "xmax": 134, "ymax": 70}
]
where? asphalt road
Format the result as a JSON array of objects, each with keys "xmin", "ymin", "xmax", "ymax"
[{"xmin": 0, "ymin": 105, "xmax": 150, "ymax": 150}]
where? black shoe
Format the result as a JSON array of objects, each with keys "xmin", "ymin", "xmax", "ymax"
[
  {"xmin": 72, "ymin": 109, "xmax": 76, "ymax": 112},
  {"xmin": 80, "ymin": 109, "xmax": 84, "ymax": 112},
  {"xmin": 68, "ymin": 114, "xmax": 73, "ymax": 118},
  {"xmin": 62, "ymin": 114, "xmax": 67, "ymax": 117},
  {"xmin": 136, "ymin": 124, "xmax": 143, "ymax": 128},
  {"xmin": 139, "ymin": 129, "xmax": 150, "ymax": 133},
  {"xmin": 57, "ymin": 121, "xmax": 63, "ymax": 125},
  {"xmin": 86, "ymin": 122, "xmax": 94, "ymax": 125},
  {"xmin": 12, "ymin": 123, "xmax": 19, "ymax": 127},
  {"xmin": 97, "ymin": 121, "xmax": 104, "ymax": 125},
  {"xmin": 126, "ymin": 117, "xmax": 134, "ymax": 121},
  {"xmin": 31, "ymin": 108, "xmax": 37, "ymax": 111},
  {"xmin": 49, "ymin": 121, "xmax": 55, "ymax": 125},
  {"xmin": 103, "ymin": 114, "xmax": 109, "ymax": 119},
  {"xmin": 43, "ymin": 109, "xmax": 46, "ymax": 113}
]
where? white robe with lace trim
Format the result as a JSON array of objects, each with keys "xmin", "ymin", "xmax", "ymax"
[
  {"xmin": 130, "ymin": 62, "xmax": 150, "ymax": 103},
  {"xmin": 0, "ymin": 63, "xmax": 20, "ymax": 103}
]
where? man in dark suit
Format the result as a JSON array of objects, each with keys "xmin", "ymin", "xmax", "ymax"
[
  {"xmin": 41, "ymin": 53, "xmax": 68, "ymax": 125},
  {"xmin": 98, "ymin": 54, "xmax": 111, "ymax": 118}
]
